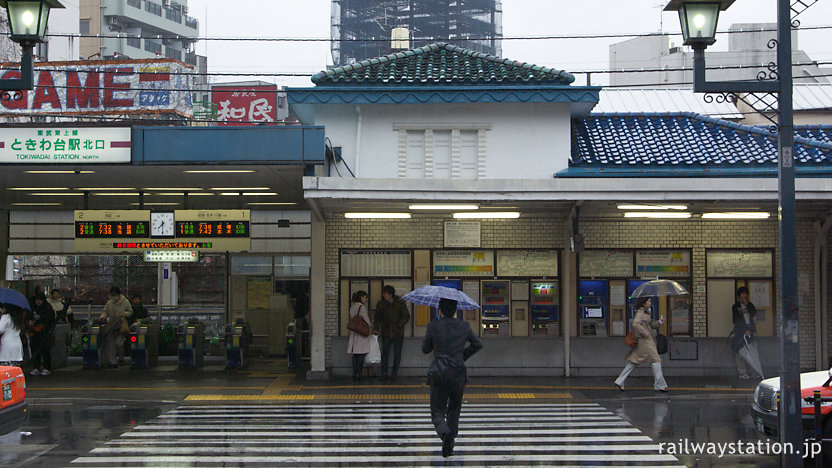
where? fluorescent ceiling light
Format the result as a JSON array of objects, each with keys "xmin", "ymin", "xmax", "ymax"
[
  {"xmin": 8, "ymin": 187, "xmax": 69, "ymax": 191},
  {"xmin": 144, "ymin": 188, "xmax": 204, "ymax": 191},
  {"xmin": 30, "ymin": 192, "xmax": 84, "ymax": 196},
  {"xmin": 211, "ymin": 187, "xmax": 271, "ymax": 191},
  {"xmin": 12, "ymin": 202, "xmax": 62, "ymax": 206},
  {"xmin": 345, "ymin": 213, "xmax": 411, "ymax": 219},
  {"xmin": 24, "ymin": 170, "xmax": 95, "ymax": 174},
  {"xmin": 220, "ymin": 192, "xmax": 278, "ymax": 196},
  {"xmin": 701, "ymin": 212, "xmax": 770, "ymax": 219},
  {"xmin": 248, "ymin": 202, "xmax": 298, "ymax": 206},
  {"xmin": 617, "ymin": 204, "xmax": 688, "ymax": 210},
  {"xmin": 130, "ymin": 202, "xmax": 180, "ymax": 206},
  {"xmin": 453, "ymin": 212, "xmax": 520, "ymax": 219},
  {"xmin": 94, "ymin": 192, "xmax": 140, "ymax": 196},
  {"xmin": 78, "ymin": 187, "xmax": 135, "ymax": 191},
  {"xmin": 624, "ymin": 212, "xmax": 692, "ymax": 219},
  {"xmin": 409, "ymin": 204, "xmax": 479, "ymax": 210},
  {"xmin": 186, "ymin": 193, "xmax": 214, "ymax": 196},
  {"xmin": 184, "ymin": 170, "xmax": 255, "ymax": 174}
]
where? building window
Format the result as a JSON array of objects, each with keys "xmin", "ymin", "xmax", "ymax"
[
  {"xmin": 396, "ymin": 126, "xmax": 488, "ymax": 179},
  {"xmin": 80, "ymin": 19, "xmax": 90, "ymax": 34}
]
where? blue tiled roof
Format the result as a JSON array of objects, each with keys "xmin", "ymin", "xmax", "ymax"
[
  {"xmin": 312, "ymin": 43, "xmax": 575, "ymax": 85},
  {"xmin": 571, "ymin": 113, "xmax": 832, "ymax": 168}
]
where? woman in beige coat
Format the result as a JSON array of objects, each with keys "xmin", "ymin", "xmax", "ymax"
[
  {"xmin": 99, "ymin": 286, "xmax": 133, "ymax": 367},
  {"xmin": 614, "ymin": 297, "xmax": 668, "ymax": 392},
  {"xmin": 347, "ymin": 291, "xmax": 372, "ymax": 380}
]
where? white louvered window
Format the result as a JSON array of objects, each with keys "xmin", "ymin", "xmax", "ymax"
[{"xmin": 396, "ymin": 125, "xmax": 488, "ymax": 179}]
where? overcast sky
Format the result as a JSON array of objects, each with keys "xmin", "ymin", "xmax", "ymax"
[{"xmin": 186, "ymin": 0, "xmax": 832, "ymax": 88}]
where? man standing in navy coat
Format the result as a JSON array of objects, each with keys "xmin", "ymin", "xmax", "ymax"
[{"xmin": 422, "ymin": 298, "xmax": 483, "ymax": 457}]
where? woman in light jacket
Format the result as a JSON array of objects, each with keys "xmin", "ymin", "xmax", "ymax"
[
  {"xmin": 614, "ymin": 297, "xmax": 669, "ymax": 392},
  {"xmin": 347, "ymin": 291, "xmax": 372, "ymax": 380},
  {"xmin": 0, "ymin": 305, "xmax": 25, "ymax": 367}
]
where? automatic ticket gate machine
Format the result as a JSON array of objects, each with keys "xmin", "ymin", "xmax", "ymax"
[
  {"xmin": 129, "ymin": 321, "xmax": 160, "ymax": 369},
  {"xmin": 531, "ymin": 281, "xmax": 559, "ymax": 336},
  {"xmin": 225, "ymin": 319, "xmax": 252, "ymax": 370},
  {"xmin": 578, "ymin": 280, "xmax": 608, "ymax": 337},
  {"xmin": 481, "ymin": 280, "xmax": 511, "ymax": 336},
  {"xmin": 178, "ymin": 321, "xmax": 205, "ymax": 369},
  {"xmin": 81, "ymin": 323, "xmax": 103, "ymax": 369}
]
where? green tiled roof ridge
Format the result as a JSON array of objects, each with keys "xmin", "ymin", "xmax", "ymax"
[{"xmin": 311, "ymin": 42, "xmax": 575, "ymax": 85}]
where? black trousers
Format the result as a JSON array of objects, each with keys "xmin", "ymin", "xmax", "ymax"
[
  {"xmin": 30, "ymin": 334, "xmax": 52, "ymax": 370},
  {"xmin": 429, "ymin": 374, "xmax": 466, "ymax": 439},
  {"xmin": 351, "ymin": 353, "xmax": 366, "ymax": 377},
  {"xmin": 380, "ymin": 336, "xmax": 403, "ymax": 377}
]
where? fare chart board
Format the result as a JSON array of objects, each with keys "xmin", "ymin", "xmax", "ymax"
[{"xmin": 75, "ymin": 210, "xmax": 250, "ymax": 253}]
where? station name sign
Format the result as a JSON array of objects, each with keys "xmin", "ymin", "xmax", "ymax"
[
  {"xmin": 74, "ymin": 210, "xmax": 250, "ymax": 253},
  {"xmin": 0, "ymin": 59, "xmax": 194, "ymax": 118},
  {"xmin": 0, "ymin": 127, "xmax": 131, "ymax": 164}
]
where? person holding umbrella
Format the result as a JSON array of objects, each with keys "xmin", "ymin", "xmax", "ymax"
[
  {"xmin": 613, "ymin": 297, "xmax": 668, "ymax": 392},
  {"xmin": 421, "ymin": 298, "xmax": 483, "ymax": 458},
  {"xmin": 731, "ymin": 286, "xmax": 761, "ymax": 379},
  {"xmin": 0, "ymin": 304, "xmax": 26, "ymax": 367}
]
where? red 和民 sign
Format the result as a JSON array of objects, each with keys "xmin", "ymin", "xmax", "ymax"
[{"xmin": 211, "ymin": 85, "xmax": 277, "ymax": 126}]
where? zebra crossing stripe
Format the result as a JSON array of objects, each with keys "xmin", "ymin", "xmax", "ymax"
[
  {"xmin": 71, "ymin": 454, "xmax": 683, "ymax": 464},
  {"xmin": 103, "ymin": 435, "xmax": 656, "ymax": 445},
  {"xmin": 90, "ymin": 444, "xmax": 664, "ymax": 455},
  {"xmin": 119, "ymin": 427, "xmax": 644, "ymax": 437}
]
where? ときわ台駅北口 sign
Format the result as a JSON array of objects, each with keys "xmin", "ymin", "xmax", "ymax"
[{"xmin": 0, "ymin": 127, "xmax": 131, "ymax": 163}]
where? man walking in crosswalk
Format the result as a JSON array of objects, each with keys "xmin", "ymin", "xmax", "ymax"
[{"xmin": 422, "ymin": 298, "xmax": 483, "ymax": 457}]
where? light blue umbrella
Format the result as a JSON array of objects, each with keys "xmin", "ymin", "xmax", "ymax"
[
  {"xmin": 401, "ymin": 285, "xmax": 480, "ymax": 310},
  {"xmin": 0, "ymin": 287, "xmax": 30, "ymax": 311}
]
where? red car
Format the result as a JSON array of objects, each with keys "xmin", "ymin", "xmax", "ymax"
[
  {"xmin": 752, "ymin": 368, "xmax": 832, "ymax": 461},
  {"xmin": 0, "ymin": 366, "xmax": 27, "ymax": 435}
]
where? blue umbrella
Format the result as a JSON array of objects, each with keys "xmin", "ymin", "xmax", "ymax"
[
  {"xmin": 0, "ymin": 287, "xmax": 31, "ymax": 311},
  {"xmin": 401, "ymin": 285, "xmax": 480, "ymax": 310}
]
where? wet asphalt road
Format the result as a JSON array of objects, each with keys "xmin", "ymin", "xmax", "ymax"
[{"xmin": 0, "ymin": 360, "xmax": 784, "ymax": 467}]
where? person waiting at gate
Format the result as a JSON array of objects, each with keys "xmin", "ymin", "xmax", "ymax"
[
  {"xmin": 47, "ymin": 289, "xmax": 71, "ymax": 324},
  {"xmin": 28, "ymin": 293, "xmax": 55, "ymax": 376},
  {"xmin": 347, "ymin": 291, "xmax": 372, "ymax": 381},
  {"xmin": 130, "ymin": 295, "xmax": 149, "ymax": 326},
  {"xmin": 0, "ymin": 305, "xmax": 25, "ymax": 367},
  {"xmin": 422, "ymin": 298, "xmax": 483, "ymax": 458},
  {"xmin": 99, "ymin": 286, "xmax": 132, "ymax": 368},
  {"xmin": 613, "ymin": 297, "xmax": 669, "ymax": 392},
  {"xmin": 373, "ymin": 285, "xmax": 410, "ymax": 381}
]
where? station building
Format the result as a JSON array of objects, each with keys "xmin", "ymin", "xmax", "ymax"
[{"xmin": 290, "ymin": 43, "xmax": 832, "ymax": 378}]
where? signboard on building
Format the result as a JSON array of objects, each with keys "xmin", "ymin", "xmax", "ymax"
[
  {"xmin": 211, "ymin": 84, "xmax": 276, "ymax": 126},
  {"xmin": 0, "ymin": 59, "xmax": 193, "ymax": 118},
  {"xmin": 707, "ymin": 250, "xmax": 773, "ymax": 277},
  {"xmin": 340, "ymin": 249, "xmax": 411, "ymax": 277},
  {"xmin": 497, "ymin": 250, "xmax": 558, "ymax": 277},
  {"xmin": 75, "ymin": 210, "xmax": 250, "ymax": 252},
  {"xmin": 579, "ymin": 250, "xmax": 633, "ymax": 278},
  {"xmin": 636, "ymin": 250, "xmax": 691, "ymax": 278},
  {"xmin": 0, "ymin": 127, "xmax": 131, "ymax": 163},
  {"xmin": 433, "ymin": 250, "xmax": 494, "ymax": 277},
  {"xmin": 144, "ymin": 250, "xmax": 199, "ymax": 262},
  {"xmin": 444, "ymin": 221, "xmax": 481, "ymax": 247}
]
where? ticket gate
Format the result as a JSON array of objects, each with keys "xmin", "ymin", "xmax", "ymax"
[
  {"xmin": 225, "ymin": 320, "xmax": 252, "ymax": 370},
  {"xmin": 286, "ymin": 322, "xmax": 297, "ymax": 371},
  {"xmin": 178, "ymin": 321, "xmax": 205, "ymax": 369},
  {"xmin": 129, "ymin": 321, "xmax": 160, "ymax": 369},
  {"xmin": 51, "ymin": 323, "xmax": 70, "ymax": 368},
  {"xmin": 81, "ymin": 323, "xmax": 102, "ymax": 369}
]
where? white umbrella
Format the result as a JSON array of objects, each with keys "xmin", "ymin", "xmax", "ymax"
[
  {"xmin": 631, "ymin": 279, "xmax": 689, "ymax": 298},
  {"xmin": 739, "ymin": 335, "xmax": 764, "ymax": 379}
]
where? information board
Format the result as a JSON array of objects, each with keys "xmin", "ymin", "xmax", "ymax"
[
  {"xmin": 707, "ymin": 251, "xmax": 773, "ymax": 277},
  {"xmin": 433, "ymin": 250, "xmax": 494, "ymax": 277},
  {"xmin": 497, "ymin": 250, "xmax": 558, "ymax": 277},
  {"xmin": 579, "ymin": 250, "xmax": 633, "ymax": 278},
  {"xmin": 340, "ymin": 250, "xmax": 411, "ymax": 277},
  {"xmin": 144, "ymin": 250, "xmax": 199, "ymax": 262},
  {"xmin": 636, "ymin": 250, "xmax": 691, "ymax": 278},
  {"xmin": 444, "ymin": 221, "xmax": 481, "ymax": 247}
]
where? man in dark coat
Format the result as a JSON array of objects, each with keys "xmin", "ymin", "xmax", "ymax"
[
  {"xmin": 373, "ymin": 285, "xmax": 410, "ymax": 380},
  {"xmin": 422, "ymin": 298, "xmax": 483, "ymax": 458}
]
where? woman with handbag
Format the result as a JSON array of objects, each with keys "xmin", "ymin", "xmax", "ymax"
[
  {"xmin": 347, "ymin": 291, "xmax": 372, "ymax": 380},
  {"xmin": 613, "ymin": 297, "xmax": 669, "ymax": 392}
]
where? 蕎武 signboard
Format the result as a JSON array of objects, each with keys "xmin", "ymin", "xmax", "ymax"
[
  {"xmin": 0, "ymin": 59, "xmax": 193, "ymax": 118},
  {"xmin": 0, "ymin": 127, "xmax": 131, "ymax": 163},
  {"xmin": 579, "ymin": 250, "xmax": 633, "ymax": 278},
  {"xmin": 497, "ymin": 250, "xmax": 558, "ymax": 277},
  {"xmin": 636, "ymin": 250, "xmax": 691, "ymax": 278},
  {"xmin": 707, "ymin": 250, "xmax": 773, "ymax": 277},
  {"xmin": 433, "ymin": 250, "xmax": 494, "ymax": 277}
]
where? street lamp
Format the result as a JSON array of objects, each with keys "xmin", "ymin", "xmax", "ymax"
[
  {"xmin": 0, "ymin": 0, "xmax": 64, "ymax": 91},
  {"xmin": 665, "ymin": 1, "xmax": 801, "ymax": 466}
]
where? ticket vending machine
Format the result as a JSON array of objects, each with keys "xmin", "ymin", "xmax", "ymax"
[
  {"xmin": 578, "ymin": 280, "xmax": 608, "ymax": 336},
  {"xmin": 481, "ymin": 280, "xmax": 511, "ymax": 336},
  {"xmin": 530, "ymin": 281, "xmax": 559, "ymax": 336},
  {"xmin": 432, "ymin": 279, "xmax": 463, "ymax": 321}
]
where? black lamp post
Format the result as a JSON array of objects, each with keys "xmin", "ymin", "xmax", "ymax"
[
  {"xmin": 665, "ymin": 1, "xmax": 801, "ymax": 466},
  {"xmin": 0, "ymin": 0, "xmax": 64, "ymax": 91}
]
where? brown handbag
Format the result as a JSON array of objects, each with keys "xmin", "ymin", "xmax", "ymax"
[
  {"xmin": 347, "ymin": 315, "xmax": 370, "ymax": 337},
  {"xmin": 624, "ymin": 331, "xmax": 638, "ymax": 348}
]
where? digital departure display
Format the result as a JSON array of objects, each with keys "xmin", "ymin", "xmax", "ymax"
[
  {"xmin": 76, "ymin": 221, "xmax": 149, "ymax": 238},
  {"xmin": 114, "ymin": 242, "xmax": 213, "ymax": 249},
  {"xmin": 175, "ymin": 221, "xmax": 249, "ymax": 238}
]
